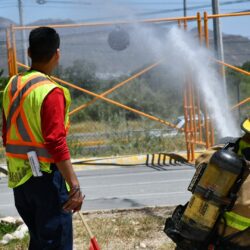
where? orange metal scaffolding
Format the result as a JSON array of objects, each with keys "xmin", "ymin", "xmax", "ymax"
[{"xmin": 5, "ymin": 11, "xmax": 250, "ymax": 162}]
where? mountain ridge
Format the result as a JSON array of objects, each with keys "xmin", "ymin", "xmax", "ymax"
[{"xmin": 0, "ymin": 17, "xmax": 249, "ymax": 76}]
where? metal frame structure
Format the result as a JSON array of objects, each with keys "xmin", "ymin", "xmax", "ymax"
[{"xmin": 5, "ymin": 11, "xmax": 250, "ymax": 162}]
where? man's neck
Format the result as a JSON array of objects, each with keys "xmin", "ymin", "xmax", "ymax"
[{"xmin": 30, "ymin": 63, "xmax": 52, "ymax": 75}]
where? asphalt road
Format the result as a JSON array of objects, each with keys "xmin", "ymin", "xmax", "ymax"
[{"xmin": 0, "ymin": 164, "xmax": 195, "ymax": 217}]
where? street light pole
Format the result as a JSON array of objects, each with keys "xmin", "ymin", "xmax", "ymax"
[
  {"xmin": 183, "ymin": 0, "xmax": 187, "ymax": 17},
  {"xmin": 18, "ymin": 0, "xmax": 29, "ymax": 66},
  {"xmin": 212, "ymin": 0, "xmax": 227, "ymax": 96}
]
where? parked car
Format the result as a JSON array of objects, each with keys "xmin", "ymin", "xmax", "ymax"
[{"xmin": 149, "ymin": 114, "xmax": 205, "ymax": 138}]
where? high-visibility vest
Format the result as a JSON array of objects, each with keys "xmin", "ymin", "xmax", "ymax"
[
  {"xmin": 2, "ymin": 70, "xmax": 71, "ymax": 188},
  {"xmin": 218, "ymin": 139, "xmax": 250, "ymax": 247}
]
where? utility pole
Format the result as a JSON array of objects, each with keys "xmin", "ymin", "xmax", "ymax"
[
  {"xmin": 18, "ymin": 0, "xmax": 29, "ymax": 66},
  {"xmin": 183, "ymin": 0, "xmax": 187, "ymax": 17},
  {"xmin": 212, "ymin": 0, "xmax": 227, "ymax": 96}
]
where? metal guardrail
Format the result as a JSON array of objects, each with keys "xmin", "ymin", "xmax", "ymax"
[{"xmin": 146, "ymin": 153, "xmax": 192, "ymax": 166}]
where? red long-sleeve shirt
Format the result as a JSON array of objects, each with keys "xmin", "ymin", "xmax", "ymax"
[{"xmin": 2, "ymin": 87, "xmax": 70, "ymax": 162}]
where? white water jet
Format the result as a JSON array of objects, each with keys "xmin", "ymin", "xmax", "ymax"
[
  {"xmin": 81, "ymin": 1, "xmax": 240, "ymax": 138},
  {"xmin": 165, "ymin": 28, "xmax": 239, "ymax": 138},
  {"xmin": 131, "ymin": 24, "xmax": 239, "ymax": 138}
]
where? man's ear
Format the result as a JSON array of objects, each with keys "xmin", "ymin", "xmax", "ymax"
[
  {"xmin": 51, "ymin": 49, "xmax": 60, "ymax": 65},
  {"xmin": 55, "ymin": 48, "xmax": 60, "ymax": 61},
  {"xmin": 28, "ymin": 48, "xmax": 31, "ymax": 58}
]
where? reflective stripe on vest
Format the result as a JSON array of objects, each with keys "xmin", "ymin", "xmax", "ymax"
[
  {"xmin": 16, "ymin": 114, "xmax": 31, "ymax": 141},
  {"xmin": 5, "ymin": 74, "xmax": 53, "ymax": 161},
  {"xmin": 6, "ymin": 144, "xmax": 51, "ymax": 159},
  {"xmin": 6, "ymin": 75, "xmax": 47, "ymax": 141},
  {"xmin": 224, "ymin": 211, "xmax": 250, "ymax": 231},
  {"xmin": 10, "ymin": 75, "xmax": 18, "ymax": 98}
]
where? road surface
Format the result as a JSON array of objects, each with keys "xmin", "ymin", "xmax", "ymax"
[{"xmin": 0, "ymin": 164, "xmax": 195, "ymax": 217}]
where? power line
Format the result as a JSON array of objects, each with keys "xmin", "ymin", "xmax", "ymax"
[
  {"xmin": 19, "ymin": 0, "xmax": 250, "ymax": 9},
  {"xmin": 46, "ymin": 0, "xmax": 91, "ymax": 5},
  {"xmin": 135, "ymin": 0, "xmax": 250, "ymax": 17},
  {"xmin": 35, "ymin": 0, "xmax": 91, "ymax": 5}
]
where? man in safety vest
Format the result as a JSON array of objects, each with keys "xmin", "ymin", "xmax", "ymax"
[{"xmin": 2, "ymin": 27, "xmax": 84, "ymax": 250}]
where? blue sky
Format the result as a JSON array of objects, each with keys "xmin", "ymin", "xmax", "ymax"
[{"xmin": 0, "ymin": 0, "xmax": 250, "ymax": 37}]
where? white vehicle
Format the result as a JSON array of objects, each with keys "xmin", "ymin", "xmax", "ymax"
[
  {"xmin": 149, "ymin": 114, "xmax": 205, "ymax": 138},
  {"xmin": 173, "ymin": 114, "xmax": 205, "ymax": 129}
]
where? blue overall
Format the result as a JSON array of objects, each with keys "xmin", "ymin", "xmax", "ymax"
[{"xmin": 13, "ymin": 165, "xmax": 72, "ymax": 250}]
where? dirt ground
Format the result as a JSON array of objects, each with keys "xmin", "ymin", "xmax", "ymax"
[{"xmin": 73, "ymin": 206, "xmax": 177, "ymax": 250}]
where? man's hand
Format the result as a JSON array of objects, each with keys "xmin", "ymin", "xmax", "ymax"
[
  {"xmin": 56, "ymin": 159, "xmax": 84, "ymax": 213},
  {"xmin": 63, "ymin": 186, "xmax": 84, "ymax": 213}
]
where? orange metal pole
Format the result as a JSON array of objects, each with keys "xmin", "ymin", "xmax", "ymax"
[
  {"xmin": 12, "ymin": 11, "xmax": 250, "ymax": 32},
  {"xmin": 178, "ymin": 20, "xmax": 181, "ymax": 28},
  {"xmin": 196, "ymin": 12, "xmax": 203, "ymax": 142},
  {"xmin": 10, "ymin": 25, "xmax": 18, "ymax": 75},
  {"xmin": 231, "ymin": 97, "xmax": 250, "ymax": 110},
  {"xmin": 12, "ymin": 11, "xmax": 250, "ymax": 31},
  {"xmin": 183, "ymin": 87, "xmax": 191, "ymax": 161},
  {"xmin": 208, "ymin": 11, "xmax": 250, "ymax": 19},
  {"xmin": 197, "ymin": 12, "xmax": 203, "ymax": 44},
  {"xmin": 54, "ymin": 77, "xmax": 182, "ymax": 129},
  {"xmin": 214, "ymin": 59, "xmax": 250, "ymax": 77},
  {"xmin": 183, "ymin": 19, "xmax": 188, "ymax": 30},
  {"xmin": 204, "ymin": 12, "xmax": 209, "ymax": 49},
  {"xmin": 17, "ymin": 62, "xmax": 182, "ymax": 130},
  {"xmin": 204, "ymin": 106, "xmax": 210, "ymax": 148},
  {"xmin": 210, "ymin": 119, "xmax": 215, "ymax": 145},
  {"xmin": 195, "ymin": 87, "xmax": 203, "ymax": 142},
  {"xmin": 203, "ymin": 12, "xmax": 212, "ymax": 148},
  {"xmin": 187, "ymin": 79, "xmax": 195, "ymax": 161},
  {"xmin": 13, "ymin": 15, "xmax": 198, "ymax": 30},
  {"xmin": 190, "ymin": 78, "xmax": 197, "ymax": 142},
  {"xmin": 9, "ymin": 49, "xmax": 14, "ymax": 76},
  {"xmin": 69, "ymin": 61, "xmax": 162, "ymax": 116},
  {"xmin": 209, "ymin": 7, "xmax": 250, "ymax": 85},
  {"xmin": 6, "ymin": 28, "xmax": 12, "ymax": 76}
]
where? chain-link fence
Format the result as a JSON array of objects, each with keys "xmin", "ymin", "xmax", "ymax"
[{"xmin": 2, "ymin": 12, "xmax": 250, "ymax": 160}]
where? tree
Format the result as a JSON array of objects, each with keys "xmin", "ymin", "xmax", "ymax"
[{"xmin": 62, "ymin": 60, "xmax": 98, "ymax": 98}]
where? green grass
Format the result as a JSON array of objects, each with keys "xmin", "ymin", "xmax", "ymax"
[
  {"xmin": 0, "ymin": 222, "xmax": 29, "ymax": 250},
  {"xmin": 0, "ymin": 236, "xmax": 29, "ymax": 250},
  {"xmin": 0, "ymin": 223, "xmax": 19, "ymax": 239}
]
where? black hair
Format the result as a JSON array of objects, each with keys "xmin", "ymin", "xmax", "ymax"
[{"xmin": 28, "ymin": 27, "xmax": 60, "ymax": 63}]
